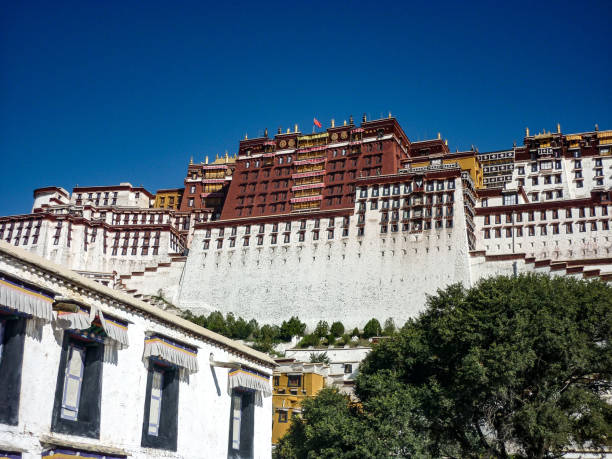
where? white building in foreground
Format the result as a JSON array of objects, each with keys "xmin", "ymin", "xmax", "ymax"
[{"xmin": 0, "ymin": 241, "xmax": 274, "ymax": 459}]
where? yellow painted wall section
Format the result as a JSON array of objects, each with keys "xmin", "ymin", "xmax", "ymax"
[
  {"xmin": 153, "ymin": 190, "xmax": 182, "ymax": 209},
  {"xmin": 271, "ymin": 371, "xmax": 327, "ymax": 444},
  {"xmin": 408, "ymin": 155, "xmax": 483, "ymax": 188}
]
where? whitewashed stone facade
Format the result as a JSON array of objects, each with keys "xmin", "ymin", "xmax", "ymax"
[
  {"xmin": 178, "ymin": 170, "xmax": 474, "ymax": 328},
  {"xmin": 0, "ymin": 241, "xmax": 274, "ymax": 459}
]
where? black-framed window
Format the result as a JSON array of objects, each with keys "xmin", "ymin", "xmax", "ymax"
[
  {"xmin": 141, "ymin": 361, "xmax": 179, "ymax": 451},
  {"xmin": 51, "ymin": 332, "xmax": 104, "ymax": 438},
  {"xmin": 287, "ymin": 374, "xmax": 301, "ymax": 387},
  {"xmin": 228, "ymin": 389, "xmax": 255, "ymax": 459},
  {"xmin": 0, "ymin": 314, "xmax": 26, "ymax": 425}
]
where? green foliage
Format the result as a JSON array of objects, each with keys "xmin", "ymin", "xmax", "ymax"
[
  {"xmin": 351, "ymin": 327, "xmax": 360, "ymax": 337},
  {"xmin": 298, "ymin": 333, "xmax": 320, "ymax": 348},
  {"xmin": 340, "ymin": 334, "xmax": 351, "ymax": 346},
  {"xmin": 383, "ymin": 317, "xmax": 395, "ymax": 336},
  {"xmin": 278, "ymin": 274, "xmax": 612, "ymax": 458},
  {"xmin": 314, "ymin": 320, "xmax": 329, "ymax": 338},
  {"xmin": 362, "ymin": 318, "xmax": 381, "ymax": 338},
  {"xmin": 357, "ymin": 274, "xmax": 612, "ymax": 458},
  {"xmin": 309, "ymin": 352, "xmax": 330, "ymax": 364},
  {"xmin": 205, "ymin": 311, "xmax": 226, "ymax": 335},
  {"xmin": 279, "ymin": 316, "xmax": 307, "ymax": 341},
  {"xmin": 330, "ymin": 321, "xmax": 345, "ymax": 338}
]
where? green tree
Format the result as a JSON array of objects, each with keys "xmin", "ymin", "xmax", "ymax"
[
  {"xmin": 232, "ymin": 317, "xmax": 252, "ymax": 340},
  {"xmin": 274, "ymin": 388, "xmax": 393, "ymax": 459},
  {"xmin": 330, "ymin": 321, "xmax": 345, "ymax": 338},
  {"xmin": 204, "ymin": 311, "xmax": 226, "ymax": 335},
  {"xmin": 309, "ymin": 351, "xmax": 330, "ymax": 364},
  {"xmin": 357, "ymin": 274, "xmax": 612, "ymax": 458},
  {"xmin": 314, "ymin": 320, "xmax": 329, "ymax": 338},
  {"xmin": 351, "ymin": 327, "xmax": 360, "ymax": 338},
  {"xmin": 383, "ymin": 317, "xmax": 395, "ymax": 336},
  {"xmin": 278, "ymin": 274, "xmax": 612, "ymax": 458},
  {"xmin": 280, "ymin": 316, "xmax": 307, "ymax": 341},
  {"xmin": 362, "ymin": 318, "xmax": 381, "ymax": 338},
  {"xmin": 298, "ymin": 333, "xmax": 320, "ymax": 348}
]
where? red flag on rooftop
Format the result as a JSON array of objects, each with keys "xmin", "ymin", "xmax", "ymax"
[{"xmin": 313, "ymin": 117, "xmax": 322, "ymax": 128}]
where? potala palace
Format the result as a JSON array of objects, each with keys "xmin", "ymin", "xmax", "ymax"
[{"xmin": 2, "ymin": 115, "xmax": 611, "ymax": 327}]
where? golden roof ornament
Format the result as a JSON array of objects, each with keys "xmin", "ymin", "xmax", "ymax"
[
  {"xmin": 205, "ymin": 156, "xmax": 209, "ymax": 164},
  {"xmin": 190, "ymin": 156, "xmax": 193, "ymax": 165},
  {"xmin": 331, "ymin": 119, "xmax": 335, "ymax": 128},
  {"xmin": 294, "ymin": 123, "xmax": 298, "ymax": 133},
  {"xmin": 525, "ymin": 127, "xmax": 530, "ymax": 137},
  {"xmin": 557, "ymin": 123, "xmax": 561, "ymax": 134}
]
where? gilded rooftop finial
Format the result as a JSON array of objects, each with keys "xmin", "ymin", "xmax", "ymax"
[
  {"xmin": 244, "ymin": 133, "xmax": 248, "ymax": 140},
  {"xmin": 189, "ymin": 156, "xmax": 193, "ymax": 165},
  {"xmin": 331, "ymin": 118, "xmax": 335, "ymax": 128},
  {"xmin": 437, "ymin": 132, "xmax": 441, "ymax": 140},
  {"xmin": 388, "ymin": 111, "xmax": 392, "ymax": 119},
  {"xmin": 595, "ymin": 123, "xmax": 599, "ymax": 131},
  {"xmin": 526, "ymin": 127, "xmax": 530, "ymax": 137},
  {"xmin": 343, "ymin": 120, "xmax": 347, "ymax": 126},
  {"xmin": 264, "ymin": 128, "xmax": 268, "ymax": 137},
  {"xmin": 557, "ymin": 123, "xmax": 561, "ymax": 134},
  {"xmin": 205, "ymin": 155, "xmax": 209, "ymax": 164},
  {"xmin": 294, "ymin": 123, "xmax": 298, "ymax": 133}
]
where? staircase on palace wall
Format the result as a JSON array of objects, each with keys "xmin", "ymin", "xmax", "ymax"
[
  {"xmin": 115, "ymin": 253, "xmax": 187, "ymax": 313},
  {"xmin": 470, "ymin": 250, "xmax": 612, "ymax": 283}
]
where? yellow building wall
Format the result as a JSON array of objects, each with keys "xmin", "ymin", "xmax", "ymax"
[
  {"xmin": 408, "ymin": 156, "xmax": 483, "ymax": 189},
  {"xmin": 153, "ymin": 191, "xmax": 182, "ymax": 209},
  {"xmin": 271, "ymin": 372, "xmax": 326, "ymax": 444}
]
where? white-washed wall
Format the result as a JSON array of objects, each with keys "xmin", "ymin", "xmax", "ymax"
[
  {"xmin": 178, "ymin": 182, "xmax": 473, "ymax": 328},
  {"xmin": 0, "ymin": 250, "xmax": 273, "ymax": 459}
]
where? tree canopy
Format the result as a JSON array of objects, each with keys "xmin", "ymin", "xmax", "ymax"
[{"xmin": 276, "ymin": 274, "xmax": 612, "ymax": 458}]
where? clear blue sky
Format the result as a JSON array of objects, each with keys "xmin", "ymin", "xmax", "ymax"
[{"xmin": 1, "ymin": 0, "xmax": 610, "ymax": 216}]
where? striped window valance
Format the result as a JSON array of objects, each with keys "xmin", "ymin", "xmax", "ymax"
[
  {"xmin": 0, "ymin": 275, "xmax": 54, "ymax": 322},
  {"xmin": 290, "ymin": 195, "xmax": 323, "ymax": 204},
  {"xmin": 0, "ymin": 451, "xmax": 21, "ymax": 459},
  {"xmin": 143, "ymin": 334, "xmax": 198, "ymax": 374},
  {"xmin": 55, "ymin": 303, "xmax": 129, "ymax": 349},
  {"xmin": 228, "ymin": 367, "xmax": 272, "ymax": 407},
  {"xmin": 42, "ymin": 448, "xmax": 126, "ymax": 458}
]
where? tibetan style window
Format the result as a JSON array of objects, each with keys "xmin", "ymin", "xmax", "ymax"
[
  {"xmin": 52, "ymin": 303, "xmax": 129, "ymax": 438},
  {"xmin": 227, "ymin": 368, "xmax": 272, "ymax": 459},
  {"xmin": 142, "ymin": 334, "xmax": 198, "ymax": 451},
  {"xmin": 0, "ymin": 275, "xmax": 54, "ymax": 425}
]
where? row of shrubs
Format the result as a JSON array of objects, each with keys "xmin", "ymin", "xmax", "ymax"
[{"xmin": 181, "ymin": 311, "xmax": 398, "ymax": 354}]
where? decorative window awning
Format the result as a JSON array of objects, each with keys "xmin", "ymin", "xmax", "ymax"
[
  {"xmin": 290, "ymin": 195, "xmax": 323, "ymax": 204},
  {"xmin": 43, "ymin": 449, "xmax": 126, "ymax": 458},
  {"xmin": 143, "ymin": 334, "xmax": 198, "ymax": 374},
  {"xmin": 292, "ymin": 170, "xmax": 325, "ymax": 180},
  {"xmin": 291, "ymin": 182, "xmax": 324, "ymax": 192},
  {"xmin": 0, "ymin": 450, "xmax": 21, "ymax": 459},
  {"xmin": 293, "ymin": 157, "xmax": 325, "ymax": 166},
  {"xmin": 296, "ymin": 145, "xmax": 327, "ymax": 154},
  {"xmin": 0, "ymin": 275, "xmax": 54, "ymax": 322},
  {"xmin": 228, "ymin": 367, "xmax": 272, "ymax": 407},
  {"xmin": 55, "ymin": 302, "xmax": 129, "ymax": 349}
]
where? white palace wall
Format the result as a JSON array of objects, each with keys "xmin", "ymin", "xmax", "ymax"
[{"xmin": 178, "ymin": 181, "xmax": 473, "ymax": 328}]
